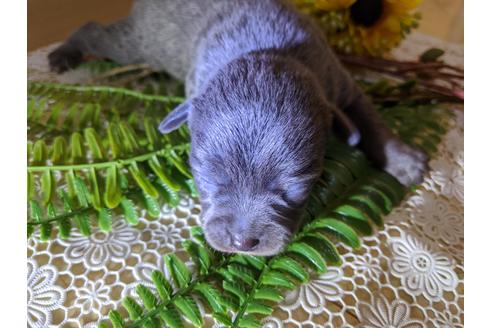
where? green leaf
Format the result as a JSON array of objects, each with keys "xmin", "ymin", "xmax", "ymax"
[
  {"xmin": 212, "ymin": 312, "xmax": 232, "ymax": 326},
  {"xmin": 97, "ymin": 208, "xmax": 112, "ymax": 232},
  {"xmin": 222, "ymin": 281, "xmax": 247, "ymax": 303},
  {"xmin": 333, "ymin": 204, "xmax": 370, "ymax": 223},
  {"xmin": 27, "ymin": 224, "xmax": 34, "ymax": 239},
  {"xmin": 89, "ymin": 168, "xmax": 103, "ymax": 210},
  {"xmin": 41, "ymin": 170, "xmax": 55, "ymax": 205},
  {"xmin": 347, "ymin": 199, "xmax": 383, "ymax": 227},
  {"xmin": 420, "ymin": 48, "xmax": 445, "ymax": 62},
  {"xmin": 120, "ymin": 197, "xmax": 139, "ymax": 225},
  {"xmin": 306, "ymin": 218, "xmax": 360, "ymax": 249},
  {"xmin": 246, "ymin": 302, "xmax": 274, "ymax": 315},
  {"xmin": 74, "ymin": 177, "xmax": 91, "ymax": 207},
  {"xmin": 237, "ymin": 315, "xmax": 261, "ymax": 328},
  {"xmin": 151, "ymin": 270, "xmax": 172, "ymax": 303},
  {"xmin": 302, "ymin": 232, "xmax": 341, "ymax": 265},
  {"xmin": 168, "ymin": 150, "xmax": 192, "ymax": 178},
  {"xmin": 51, "ymin": 136, "xmax": 67, "ymax": 164},
  {"xmin": 174, "ymin": 296, "xmax": 202, "ymax": 327},
  {"xmin": 108, "ymin": 122, "xmax": 123, "ymax": 159},
  {"xmin": 287, "ymin": 242, "xmax": 327, "ymax": 273},
  {"xmin": 75, "ymin": 212, "xmax": 91, "ymax": 237},
  {"xmin": 129, "ymin": 162, "xmax": 159, "ymax": 198},
  {"xmin": 58, "ymin": 219, "xmax": 72, "ymax": 240},
  {"xmin": 122, "ymin": 296, "xmax": 144, "ymax": 321},
  {"xmin": 159, "ymin": 306, "xmax": 184, "ymax": 328},
  {"xmin": 253, "ymin": 287, "xmax": 284, "ymax": 302},
  {"xmin": 193, "ymin": 283, "xmax": 225, "ymax": 313},
  {"xmin": 165, "ymin": 254, "xmax": 191, "ymax": 289},
  {"xmin": 148, "ymin": 156, "xmax": 181, "ymax": 191},
  {"xmin": 260, "ymin": 270, "xmax": 295, "ymax": 290},
  {"xmin": 70, "ymin": 132, "xmax": 85, "ymax": 164},
  {"xmin": 270, "ymin": 257, "xmax": 309, "ymax": 283},
  {"xmin": 155, "ymin": 180, "xmax": 180, "ymax": 208},
  {"xmin": 104, "ymin": 165, "xmax": 122, "ymax": 209},
  {"xmin": 140, "ymin": 191, "xmax": 161, "ymax": 218},
  {"xmin": 108, "ymin": 310, "xmax": 125, "ymax": 328},
  {"xmin": 244, "ymin": 256, "xmax": 266, "ymax": 271},
  {"xmin": 136, "ymin": 285, "xmax": 158, "ymax": 310},
  {"xmin": 29, "ymin": 200, "xmax": 42, "ymax": 222},
  {"xmin": 227, "ymin": 264, "xmax": 256, "ymax": 285},
  {"xmin": 32, "ymin": 140, "xmax": 47, "ymax": 165},
  {"xmin": 183, "ymin": 240, "xmax": 211, "ymax": 274},
  {"xmin": 84, "ymin": 128, "xmax": 106, "ymax": 161}
]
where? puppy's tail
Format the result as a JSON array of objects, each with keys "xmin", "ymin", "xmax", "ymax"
[{"xmin": 332, "ymin": 107, "xmax": 361, "ymax": 146}]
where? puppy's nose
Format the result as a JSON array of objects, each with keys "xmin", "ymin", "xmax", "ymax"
[{"xmin": 232, "ymin": 236, "xmax": 260, "ymax": 251}]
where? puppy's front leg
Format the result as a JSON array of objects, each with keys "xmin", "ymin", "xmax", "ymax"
[{"xmin": 343, "ymin": 92, "xmax": 428, "ymax": 187}]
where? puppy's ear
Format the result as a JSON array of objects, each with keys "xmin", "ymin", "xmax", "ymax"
[{"xmin": 158, "ymin": 101, "xmax": 192, "ymax": 134}]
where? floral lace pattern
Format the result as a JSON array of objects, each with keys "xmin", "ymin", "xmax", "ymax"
[{"xmin": 27, "ymin": 33, "xmax": 463, "ymax": 327}]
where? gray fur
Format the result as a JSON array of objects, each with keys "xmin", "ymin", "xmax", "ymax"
[{"xmin": 49, "ymin": 0, "xmax": 427, "ymax": 256}]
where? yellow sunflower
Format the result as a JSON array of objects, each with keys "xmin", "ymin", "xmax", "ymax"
[{"xmin": 294, "ymin": 0, "xmax": 422, "ymax": 55}]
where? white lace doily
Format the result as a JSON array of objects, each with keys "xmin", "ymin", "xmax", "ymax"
[{"xmin": 27, "ymin": 32, "xmax": 464, "ymax": 327}]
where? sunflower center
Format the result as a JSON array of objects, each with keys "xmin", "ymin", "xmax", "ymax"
[{"xmin": 350, "ymin": 0, "xmax": 384, "ymax": 27}]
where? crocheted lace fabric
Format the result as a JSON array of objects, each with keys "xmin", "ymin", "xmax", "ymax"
[{"xmin": 27, "ymin": 32, "xmax": 464, "ymax": 328}]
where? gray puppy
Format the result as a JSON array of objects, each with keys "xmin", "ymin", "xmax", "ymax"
[{"xmin": 49, "ymin": 0, "xmax": 427, "ymax": 256}]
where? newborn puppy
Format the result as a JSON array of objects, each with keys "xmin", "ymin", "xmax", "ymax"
[{"xmin": 49, "ymin": 0, "xmax": 427, "ymax": 256}]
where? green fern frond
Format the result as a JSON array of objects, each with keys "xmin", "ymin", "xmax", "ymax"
[{"xmin": 27, "ymin": 77, "xmax": 453, "ymax": 327}]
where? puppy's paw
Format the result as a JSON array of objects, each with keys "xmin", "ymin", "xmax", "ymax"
[
  {"xmin": 383, "ymin": 139, "xmax": 428, "ymax": 187},
  {"xmin": 48, "ymin": 43, "xmax": 83, "ymax": 73}
]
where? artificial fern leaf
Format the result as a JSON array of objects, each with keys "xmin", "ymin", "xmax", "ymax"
[
  {"xmin": 323, "ymin": 160, "xmax": 354, "ymax": 187},
  {"xmin": 129, "ymin": 162, "xmax": 159, "ymax": 198},
  {"xmin": 97, "ymin": 208, "xmax": 112, "ymax": 232},
  {"xmin": 182, "ymin": 240, "xmax": 211, "ymax": 275},
  {"xmin": 260, "ymin": 270, "xmax": 295, "ymax": 290},
  {"xmin": 212, "ymin": 312, "xmax": 232, "ymax": 326},
  {"xmin": 122, "ymin": 296, "xmax": 144, "ymax": 321},
  {"xmin": 58, "ymin": 218, "xmax": 72, "ymax": 239},
  {"xmin": 136, "ymin": 284, "xmax": 159, "ymax": 310},
  {"xmin": 150, "ymin": 270, "xmax": 172, "ymax": 303},
  {"xmin": 346, "ymin": 198, "xmax": 383, "ymax": 226},
  {"xmin": 244, "ymin": 255, "xmax": 267, "ymax": 271},
  {"xmin": 287, "ymin": 242, "xmax": 327, "ymax": 273},
  {"xmin": 40, "ymin": 170, "xmax": 55, "ymax": 205},
  {"xmin": 139, "ymin": 191, "xmax": 161, "ymax": 218},
  {"xmin": 75, "ymin": 212, "xmax": 92, "ymax": 237},
  {"xmin": 51, "ymin": 136, "xmax": 67, "ymax": 164},
  {"xmin": 174, "ymin": 295, "xmax": 202, "ymax": 327},
  {"xmin": 147, "ymin": 155, "xmax": 181, "ymax": 191},
  {"xmin": 302, "ymin": 232, "xmax": 341, "ymax": 265},
  {"xmin": 253, "ymin": 287, "xmax": 284, "ymax": 302},
  {"xmin": 108, "ymin": 310, "xmax": 125, "ymax": 328},
  {"xmin": 70, "ymin": 132, "xmax": 85, "ymax": 163},
  {"xmin": 223, "ymin": 281, "xmax": 247, "ymax": 303},
  {"xmin": 270, "ymin": 257, "xmax": 309, "ymax": 283},
  {"xmin": 159, "ymin": 305, "xmax": 184, "ymax": 328},
  {"xmin": 228, "ymin": 264, "xmax": 257, "ymax": 286},
  {"xmin": 333, "ymin": 204, "xmax": 372, "ymax": 225},
  {"xmin": 89, "ymin": 167, "xmax": 104, "ymax": 210},
  {"xmin": 165, "ymin": 254, "xmax": 191, "ymax": 289},
  {"xmin": 330, "ymin": 212, "xmax": 373, "ymax": 236},
  {"xmin": 154, "ymin": 180, "xmax": 180, "ymax": 208},
  {"xmin": 237, "ymin": 315, "xmax": 261, "ymax": 328},
  {"xmin": 246, "ymin": 301, "xmax": 274, "ymax": 315},
  {"xmin": 32, "ymin": 140, "xmax": 47, "ymax": 165},
  {"xmin": 305, "ymin": 218, "xmax": 361, "ymax": 249},
  {"xmin": 120, "ymin": 197, "xmax": 139, "ymax": 225},
  {"xmin": 193, "ymin": 283, "xmax": 225, "ymax": 313},
  {"xmin": 84, "ymin": 128, "xmax": 106, "ymax": 161},
  {"xmin": 359, "ymin": 185, "xmax": 392, "ymax": 214},
  {"xmin": 104, "ymin": 165, "xmax": 122, "ymax": 209}
]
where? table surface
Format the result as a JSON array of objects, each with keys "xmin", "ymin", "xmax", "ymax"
[{"xmin": 27, "ymin": 32, "xmax": 464, "ymax": 328}]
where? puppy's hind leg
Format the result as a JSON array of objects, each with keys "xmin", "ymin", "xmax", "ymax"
[
  {"xmin": 48, "ymin": 19, "xmax": 142, "ymax": 73},
  {"xmin": 343, "ymin": 92, "xmax": 428, "ymax": 187}
]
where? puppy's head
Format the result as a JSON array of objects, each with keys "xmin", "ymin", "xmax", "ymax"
[{"xmin": 159, "ymin": 53, "xmax": 330, "ymax": 256}]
